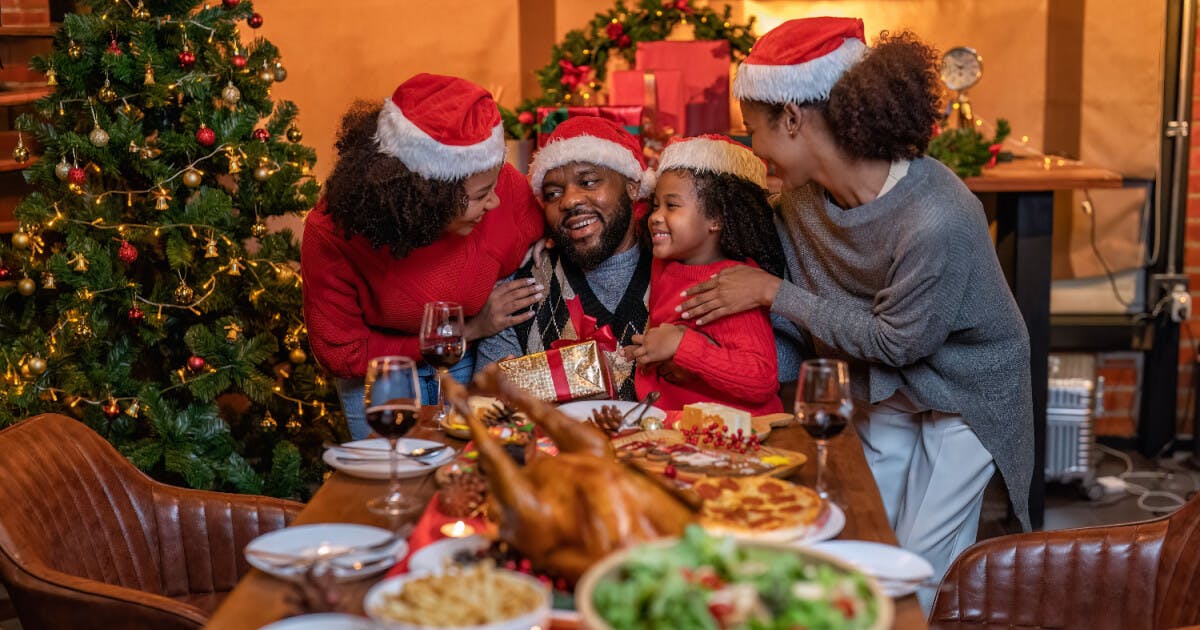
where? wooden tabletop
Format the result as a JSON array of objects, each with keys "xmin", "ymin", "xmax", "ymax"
[
  {"xmin": 964, "ymin": 157, "xmax": 1122, "ymax": 192},
  {"xmin": 206, "ymin": 411, "xmax": 927, "ymax": 629}
]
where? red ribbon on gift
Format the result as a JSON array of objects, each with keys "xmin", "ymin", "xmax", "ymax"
[{"xmin": 550, "ymin": 297, "xmax": 617, "ymax": 353}]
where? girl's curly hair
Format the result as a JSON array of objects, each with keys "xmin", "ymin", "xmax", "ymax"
[
  {"xmin": 754, "ymin": 30, "xmax": 941, "ymax": 161},
  {"xmin": 322, "ymin": 100, "xmax": 467, "ymax": 258},
  {"xmin": 665, "ymin": 169, "xmax": 786, "ymax": 278}
]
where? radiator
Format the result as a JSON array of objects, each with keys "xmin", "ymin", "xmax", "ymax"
[{"xmin": 1045, "ymin": 377, "xmax": 1103, "ymax": 482}]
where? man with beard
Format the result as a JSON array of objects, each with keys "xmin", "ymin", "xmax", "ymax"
[{"xmin": 476, "ymin": 117, "xmax": 654, "ymax": 400}]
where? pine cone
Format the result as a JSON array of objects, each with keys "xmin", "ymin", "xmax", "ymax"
[
  {"xmin": 589, "ymin": 404, "xmax": 624, "ymax": 436},
  {"xmin": 437, "ymin": 470, "xmax": 488, "ymax": 518},
  {"xmin": 479, "ymin": 402, "xmax": 520, "ymax": 427}
]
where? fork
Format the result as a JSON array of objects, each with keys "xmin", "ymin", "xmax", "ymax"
[{"xmin": 246, "ymin": 534, "xmax": 402, "ymax": 568}]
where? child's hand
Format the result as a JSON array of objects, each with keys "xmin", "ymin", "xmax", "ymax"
[{"xmin": 625, "ymin": 324, "xmax": 687, "ymax": 365}]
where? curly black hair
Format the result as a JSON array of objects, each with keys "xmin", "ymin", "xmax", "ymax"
[
  {"xmin": 754, "ymin": 30, "xmax": 941, "ymax": 161},
  {"xmin": 322, "ymin": 100, "xmax": 467, "ymax": 258},
  {"xmin": 662, "ymin": 169, "xmax": 786, "ymax": 278}
]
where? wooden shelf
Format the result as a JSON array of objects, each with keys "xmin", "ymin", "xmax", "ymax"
[
  {"xmin": 0, "ymin": 156, "xmax": 36, "ymax": 172},
  {"xmin": 0, "ymin": 86, "xmax": 53, "ymax": 107},
  {"xmin": 0, "ymin": 25, "xmax": 59, "ymax": 37}
]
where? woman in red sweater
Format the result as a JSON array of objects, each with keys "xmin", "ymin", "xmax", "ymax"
[
  {"xmin": 625, "ymin": 135, "xmax": 786, "ymax": 415},
  {"xmin": 302, "ymin": 74, "xmax": 544, "ymax": 439}
]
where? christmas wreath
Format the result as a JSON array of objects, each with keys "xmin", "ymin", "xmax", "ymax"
[{"xmin": 500, "ymin": 0, "xmax": 756, "ymax": 140}]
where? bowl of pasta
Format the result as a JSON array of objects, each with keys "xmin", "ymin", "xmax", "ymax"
[{"xmin": 363, "ymin": 561, "xmax": 551, "ymax": 629}]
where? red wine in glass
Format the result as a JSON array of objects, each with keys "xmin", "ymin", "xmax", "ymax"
[
  {"xmin": 365, "ymin": 399, "xmax": 420, "ymax": 439},
  {"xmin": 420, "ymin": 336, "xmax": 465, "ymax": 370},
  {"xmin": 800, "ymin": 409, "xmax": 849, "ymax": 440}
]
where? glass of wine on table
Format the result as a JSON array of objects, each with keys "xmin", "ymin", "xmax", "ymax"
[
  {"xmin": 795, "ymin": 358, "xmax": 853, "ymax": 504},
  {"xmin": 420, "ymin": 301, "xmax": 466, "ymax": 430},
  {"xmin": 364, "ymin": 355, "xmax": 422, "ymax": 516}
]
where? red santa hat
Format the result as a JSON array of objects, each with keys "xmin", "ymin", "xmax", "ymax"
[
  {"xmin": 655, "ymin": 134, "xmax": 767, "ymax": 188},
  {"xmin": 374, "ymin": 73, "xmax": 505, "ymax": 181},
  {"xmin": 528, "ymin": 116, "xmax": 653, "ymax": 199},
  {"xmin": 733, "ymin": 17, "xmax": 867, "ymax": 104}
]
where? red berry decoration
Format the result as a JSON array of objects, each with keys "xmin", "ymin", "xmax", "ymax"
[
  {"xmin": 222, "ymin": 0, "xmax": 240, "ymax": 7},
  {"xmin": 252, "ymin": 128, "xmax": 270, "ymax": 142},
  {"xmin": 663, "ymin": 463, "xmax": 678, "ymax": 479},
  {"xmin": 196, "ymin": 125, "xmax": 216, "ymax": 147},
  {"xmin": 128, "ymin": 305, "xmax": 145, "ymax": 325},
  {"xmin": 107, "ymin": 40, "xmax": 122, "ymax": 55},
  {"xmin": 187, "ymin": 355, "xmax": 206, "ymax": 372},
  {"xmin": 247, "ymin": 12, "xmax": 263, "ymax": 28},
  {"xmin": 117, "ymin": 240, "xmax": 138, "ymax": 264},
  {"xmin": 233, "ymin": 53, "xmax": 247, "ymax": 69},
  {"xmin": 178, "ymin": 49, "xmax": 196, "ymax": 69},
  {"xmin": 67, "ymin": 166, "xmax": 86, "ymax": 185}
]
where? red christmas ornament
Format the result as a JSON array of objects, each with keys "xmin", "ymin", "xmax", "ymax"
[
  {"xmin": 233, "ymin": 53, "xmax": 247, "ymax": 69},
  {"xmin": 0, "ymin": 266, "xmax": 10, "ymax": 281},
  {"xmin": 117, "ymin": 240, "xmax": 138, "ymax": 263},
  {"xmin": 128, "ymin": 305, "xmax": 145, "ymax": 324},
  {"xmin": 247, "ymin": 12, "xmax": 263, "ymax": 28},
  {"xmin": 178, "ymin": 49, "xmax": 196, "ymax": 69},
  {"xmin": 606, "ymin": 22, "xmax": 624, "ymax": 40},
  {"xmin": 187, "ymin": 355, "xmax": 206, "ymax": 372},
  {"xmin": 196, "ymin": 125, "xmax": 216, "ymax": 146},
  {"xmin": 252, "ymin": 128, "xmax": 270, "ymax": 142},
  {"xmin": 67, "ymin": 166, "xmax": 86, "ymax": 185},
  {"xmin": 222, "ymin": 0, "xmax": 240, "ymax": 7},
  {"xmin": 107, "ymin": 39, "xmax": 122, "ymax": 55},
  {"xmin": 618, "ymin": 35, "xmax": 631, "ymax": 48},
  {"xmin": 517, "ymin": 111, "xmax": 534, "ymax": 125}
]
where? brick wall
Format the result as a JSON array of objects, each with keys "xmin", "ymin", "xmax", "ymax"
[
  {"xmin": 0, "ymin": 0, "xmax": 49, "ymax": 26},
  {"xmin": 1182, "ymin": 24, "xmax": 1200, "ymax": 438}
]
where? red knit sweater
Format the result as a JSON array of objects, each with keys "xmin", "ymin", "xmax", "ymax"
[
  {"xmin": 301, "ymin": 164, "xmax": 542, "ymax": 378},
  {"xmin": 635, "ymin": 258, "xmax": 783, "ymax": 414}
]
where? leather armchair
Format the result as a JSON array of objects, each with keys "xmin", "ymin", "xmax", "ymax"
[
  {"xmin": 930, "ymin": 491, "xmax": 1200, "ymax": 630},
  {"xmin": 0, "ymin": 414, "xmax": 303, "ymax": 630}
]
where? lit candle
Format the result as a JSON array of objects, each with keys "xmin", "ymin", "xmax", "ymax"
[{"xmin": 440, "ymin": 520, "xmax": 475, "ymax": 538}]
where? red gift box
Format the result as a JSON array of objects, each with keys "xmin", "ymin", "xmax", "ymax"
[
  {"xmin": 635, "ymin": 40, "xmax": 731, "ymax": 136},
  {"xmin": 535, "ymin": 105, "xmax": 643, "ymax": 148},
  {"xmin": 609, "ymin": 69, "xmax": 686, "ymax": 137}
]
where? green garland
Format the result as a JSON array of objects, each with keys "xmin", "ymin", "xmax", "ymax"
[
  {"xmin": 927, "ymin": 119, "xmax": 1012, "ymax": 178},
  {"xmin": 500, "ymin": 0, "xmax": 755, "ymax": 140}
]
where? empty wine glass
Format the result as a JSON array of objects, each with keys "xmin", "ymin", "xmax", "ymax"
[
  {"xmin": 795, "ymin": 358, "xmax": 853, "ymax": 502},
  {"xmin": 419, "ymin": 301, "xmax": 466, "ymax": 428},
  {"xmin": 363, "ymin": 355, "xmax": 421, "ymax": 516}
]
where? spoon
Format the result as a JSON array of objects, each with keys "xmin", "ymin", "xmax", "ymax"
[{"xmin": 620, "ymin": 391, "xmax": 662, "ymax": 430}]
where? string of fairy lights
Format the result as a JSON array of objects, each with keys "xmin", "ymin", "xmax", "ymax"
[{"xmin": 3, "ymin": 0, "xmax": 328, "ymax": 428}]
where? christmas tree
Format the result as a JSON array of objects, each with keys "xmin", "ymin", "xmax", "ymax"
[{"xmin": 0, "ymin": 0, "xmax": 343, "ymax": 499}]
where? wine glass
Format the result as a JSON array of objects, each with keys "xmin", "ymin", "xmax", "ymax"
[
  {"xmin": 419, "ymin": 301, "xmax": 466, "ymax": 428},
  {"xmin": 364, "ymin": 355, "xmax": 422, "ymax": 516},
  {"xmin": 795, "ymin": 358, "xmax": 853, "ymax": 502}
]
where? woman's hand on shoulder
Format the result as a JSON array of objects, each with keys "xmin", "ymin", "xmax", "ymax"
[
  {"xmin": 677, "ymin": 265, "xmax": 781, "ymax": 326},
  {"xmin": 465, "ymin": 278, "xmax": 543, "ymax": 341}
]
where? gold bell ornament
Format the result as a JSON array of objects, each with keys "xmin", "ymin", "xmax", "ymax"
[
  {"xmin": 69, "ymin": 252, "xmax": 89, "ymax": 272},
  {"xmin": 227, "ymin": 258, "xmax": 243, "ymax": 276},
  {"xmin": 204, "ymin": 238, "xmax": 219, "ymax": 258},
  {"xmin": 42, "ymin": 271, "xmax": 56, "ymax": 289},
  {"xmin": 154, "ymin": 186, "xmax": 172, "ymax": 211},
  {"xmin": 144, "ymin": 64, "xmax": 156, "ymax": 86},
  {"xmin": 46, "ymin": 67, "xmax": 57, "ymax": 86},
  {"xmin": 173, "ymin": 280, "xmax": 194, "ymax": 304}
]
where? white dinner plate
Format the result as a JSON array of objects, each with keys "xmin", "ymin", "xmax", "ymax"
[
  {"xmin": 556, "ymin": 399, "xmax": 666, "ymax": 428},
  {"xmin": 407, "ymin": 534, "xmax": 490, "ymax": 575},
  {"xmin": 808, "ymin": 540, "xmax": 935, "ymax": 597},
  {"xmin": 244, "ymin": 523, "xmax": 408, "ymax": 583},
  {"xmin": 322, "ymin": 438, "xmax": 456, "ymax": 480},
  {"xmin": 716, "ymin": 501, "xmax": 845, "ymax": 545},
  {"xmin": 260, "ymin": 613, "xmax": 378, "ymax": 630}
]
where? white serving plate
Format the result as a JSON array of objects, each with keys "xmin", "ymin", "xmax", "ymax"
[
  {"xmin": 244, "ymin": 523, "xmax": 407, "ymax": 583},
  {"xmin": 556, "ymin": 399, "xmax": 666, "ymax": 428},
  {"xmin": 323, "ymin": 438, "xmax": 455, "ymax": 480}
]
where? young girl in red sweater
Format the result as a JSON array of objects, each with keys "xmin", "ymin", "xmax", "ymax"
[{"xmin": 624, "ymin": 135, "xmax": 785, "ymax": 414}]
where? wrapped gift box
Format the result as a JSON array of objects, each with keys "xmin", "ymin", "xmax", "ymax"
[
  {"xmin": 536, "ymin": 106, "xmax": 643, "ymax": 148},
  {"xmin": 497, "ymin": 340, "xmax": 613, "ymax": 402},
  {"xmin": 635, "ymin": 40, "xmax": 731, "ymax": 136},
  {"xmin": 609, "ymin": 69, "xmax": 686, "ymax": 137}
]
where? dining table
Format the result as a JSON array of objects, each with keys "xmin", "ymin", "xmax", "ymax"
[{"xmin": 206, "ymin": 406, "xmax": 929, "ymax": 629}]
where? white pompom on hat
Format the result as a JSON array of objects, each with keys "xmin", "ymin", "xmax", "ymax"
[
  {"xmin": 733, "ymin": 16, "xmax": 867, "ymax": 104},
  {"xmin": 528, "ymin": 116, "xmax": 653, "ymax": 199},
  {"xmin": 374, "ymin": 73, "xmax": 505, "ymax": 181},
  {"xmin": 655, "ymin": 134, "xmax": 767, "ymax": 189}
]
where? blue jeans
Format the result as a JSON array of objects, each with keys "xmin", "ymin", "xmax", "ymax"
[{"xmin": 336, "ymin": 350, "xmax": 477, "ymax": 440}]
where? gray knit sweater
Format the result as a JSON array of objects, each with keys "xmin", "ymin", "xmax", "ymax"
[{"xmin": 772, "ymin": 157, "xmax": 1034, "ymax": 530}]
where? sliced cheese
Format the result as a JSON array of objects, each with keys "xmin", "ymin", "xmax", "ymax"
[{"xmin": 681, "ymin": 402, "xmax": 752, "ymax": 436}]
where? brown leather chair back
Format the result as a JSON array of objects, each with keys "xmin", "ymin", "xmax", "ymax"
[
  {"xmin": 0, "ymin": 414, "xmax": 301, "ymax": 629},
  {"xmin": 1155, "ymin": 492, "xmax": 1200, "ymax": 629}
]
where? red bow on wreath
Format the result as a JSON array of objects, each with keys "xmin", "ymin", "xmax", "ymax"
[
  {"xmin": 674, "ymin": 0, "xmax": 693, "ymax": 14},
  {"xmin": 986, "ymin": 143, "xmax": 1003, "ymax": 169},
  {"xmin": 559, "ymin": 59, "xmax": 591, "ymax": 89}
]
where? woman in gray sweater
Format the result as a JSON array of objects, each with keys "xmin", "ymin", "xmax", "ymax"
[{"xmin": 677, "ymin": 17, "xmax": 1034, "ymax": 609}]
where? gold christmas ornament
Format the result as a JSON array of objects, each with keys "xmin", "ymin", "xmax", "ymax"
[
  {"xmin": 182, "ymin": 167, "xmax": 203, "ymax": 188},
  {"xmin": 289, "ymin": 347, "xmax": 307, "ymax": 364},
  {"xmin": 98, "ymin": 79, "xmax": 118, "ymax": 103},
  {"xmin": 226, "ymin": 147, "xmax": 243, "ymax": 173},
  {"xmin": 42, "ymin": 271, "xmax": 56, "ymax": 289},
  {"xmin": 227, "ymin": 258, "xmax": 243, "ymax": 276},
  {"xmin": 11, "ymin": 135, "xmax": 29, "ymax": 164},
  {"xmin": 204, "ymin": 238, "xmax": 219, "ymax": 258},
  {"xmin": 76, "ymin": 320, "xmax": 93, "ymax": 339},
  {"xmin": 46, "ymin": 67, "xmax": 57, "ymax": 86},
  {"xmin": 260, "ymin": 411, "xmax": 277, "ymax": 430},
  {"xmin": 28, "ymin": 356, "xmax": 47, "ymax": 375},
  {"xmin": 273, "ymin": 62, "xmax": 288, "ymax": 83},
  {"xmin": 119, "ymin": 101, "xmax": 143, "ymax": 121},
  {"xmin": 89, "ymin": 125, "xmax": 110, "ymax": 148},
  {"xmin": 250, "ymin": 221, "xmax": 269, "ymax": 238},
  {"xmin": 286, "ymin": 126, "xmax": 302, "ymax": 143},
  {"xmin": 221, "ymin": 81, "xmax": 241, "ymax": 106},
  {"xmin": 69, "ymin": 252, "xmax": 89, "ymax": 272},
  {"xmin": 258, "ymin": 62, "xmax": 275, "ymax": 84},
  {"xmin": 132, "ymin": 1, "xmax": 150, "ymax": 19},
  {"xmin": 20, "ymin": 364, "xmax": 31, "ymax": 379},
  {"xmin": 285, "ymin": 416, "xmax": 302, "ymax": 433},
  {"xmin": 55, "ymin": 157, "xmax": 72, "ymax": 180},
  {"xmin": 67, "ymin": 40, "xmax": 83, "ymax": 59},
  {"xmin": 143, "ymin": 64, "xmax": 156, "ymax": 85},
  {"xmin": 11, "ymin": 230, "xmax": 30, "ymax": 249},
  {"xmin": 102, "ymin": 397, "xmax": 121, "ymax": 418},
  {"xmin": 154, "ymin": 186, "xmax": 171, "ymax": 211},
  {"xmin": 224, "ymin": 321, "xmax": 243, "ymax": 341},
  {"xmin": 174, "ymin": 280, "xmax": 195, "ymax": 304},
  {"xmin": 125, "ymin": 399, "xmax": 140, "ymax": 417},
  {"xmin": 253, "ymin": 164, "xmax": 271, "ymax": 181},
  {"xmin": 17, "ymin": 277, "xmax": 35, "ymax": 296}
]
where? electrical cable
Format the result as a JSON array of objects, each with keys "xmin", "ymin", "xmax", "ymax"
[
  {"xmin": 1095, "ymin": 443, "xmax": 1195, "ymax": 514},
  {"xmin": 1082, "ymin": 189, "xmax": 1137, "ymax": 309}
]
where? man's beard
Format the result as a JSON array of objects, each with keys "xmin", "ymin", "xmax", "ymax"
[{"xmin": 553, "ymin": 194, "xmax": 634, "ymax": 270}]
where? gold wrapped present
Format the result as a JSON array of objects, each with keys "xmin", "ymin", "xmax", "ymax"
[{"xmin": 497, "ymin": 340, "xmax": 612, "ymax": 402}]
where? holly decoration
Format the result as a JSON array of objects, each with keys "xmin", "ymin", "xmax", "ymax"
[
  {"xmin": 187, "ymin": 355, "xmax": 206, "ymax": 372},
  {"xmin": 927, "ymin": 118, "xmax": 1012, "ymax": 178},
  {"xmin": 247, "ymin": 12, "xmax": 263, "ymax": 28},
  {"xmin": 117, "ymin": 240, "xmax": 138, "ymax": 263},
  {"xmin": 196, "ymin": 124, "xmax": 216, "ymax": 146},
  {"xmin": 128, "ymin": 305, "xmax": 146, "ymax": 324}
]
